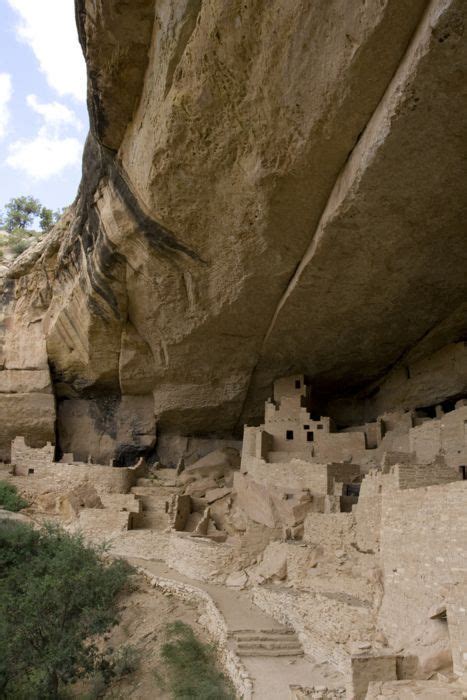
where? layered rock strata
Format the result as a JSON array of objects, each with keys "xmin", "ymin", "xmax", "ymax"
[{"xmin": 1, "ymin": 0, "xmax": 466, "ymax": 460}]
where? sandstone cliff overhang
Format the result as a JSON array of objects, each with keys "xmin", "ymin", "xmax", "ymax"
[{"xmin": 1, "ymin": 0, "xmax": 466, "ymax": 461}]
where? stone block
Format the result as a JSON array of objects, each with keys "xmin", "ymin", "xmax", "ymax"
[
  {"xmin": 75, "ymin": 508, "xmax": 132, "ymax": 534},
  {"xmin": 346, "ymin": 653, "xmax": 397, "ymax": 700},
  {"xmin": 205, "ymin": 487, "xmax": 232, "ymax": 503},
  {"xmin": 0, "ymin": 395, "xmax": 56, "ymax": 462},
  {"xmin": 365, "ymin": 680, "xmax": 465, "ymax": 698}
]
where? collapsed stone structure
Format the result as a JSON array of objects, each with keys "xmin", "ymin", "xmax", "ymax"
[
  {"xmin": 1, "ymin": 0, "xmax": 467, "ymax": 696},
  {"xmin": 4, "ymin": 374, "xmax": 466, "ymax": 698}
]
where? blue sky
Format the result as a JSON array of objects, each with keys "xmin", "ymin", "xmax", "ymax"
[{"xmin": 0, "ymin": 0, "xmax": 88, "ymax": 213}]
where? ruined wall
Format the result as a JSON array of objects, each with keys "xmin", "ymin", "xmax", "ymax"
[
  {"xmin": 243, "ymin": 456, "xmax": 360, "ymax": 495},
  {"xmin": 392, "ymin": 459, "xmax": 461, "ymax": 490},
  {"xmin": 166, "ymin": 533, "xmax": 238, "ymax": 582},
  {"xmin": 409, "ymin": 404, "xmax": 467, "ymax": 468},
  {"xmin": 252, "ymin": 585, "xmax": 374, "ymax": 674},
  {"xmin": 378, "ymin": 481, "xmax": 467, "ymax": 661},
  {"xmin": 11, "ymin": 437, "xmax": 146, "ymax": 492}
]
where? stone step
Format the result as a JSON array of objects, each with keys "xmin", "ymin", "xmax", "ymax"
[
  {"xmin": 230, "ymin": 627, "xmax": 303, "ymax": 657},
  {"xmin": 237, "ymin": 640, "xmax": 302, "ymax": 651},
  {"xmin": 236, "ymin": 647, "xmax": 304, "ymax": 657},
  {"xmin": 233, "ymin": 632, "xmax": 298, "ymax": 642},
  {"xmin": 131, "ymin": 486, "xmax": 177, "ymax": 497},
  {"xmin": 232, "ymin": 628, "xmax": 296, "ymax": 637}
]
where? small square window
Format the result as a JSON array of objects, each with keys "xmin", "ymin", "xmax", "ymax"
[
  {"xmin": 28, "ymin": 468, "xmax": 35, "ymax": 475},
  {"xmin": 295, "ymin": 380, "xmax": 301, "ymax": 389},
  {"xmin": 307, "ymin": 431, "xmax": 314, "ymax": 442},
  {"xmin": 304, "ymin": 424, "xmax": 310, "ymax": 430},
  {"xmin": 286, "ymin": 430, "xmax": 294, "ymax": 440},
  {"xmin": 317, "ymin": 424, "xmax": 323, "ymax": 429}
]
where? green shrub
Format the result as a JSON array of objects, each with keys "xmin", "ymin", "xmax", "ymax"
[
  {"xmin": 0, "ymin": 480, "xmax": 28, "ymax": 511},
  {"xmin": 109, "ymin": 644, "xmax": 140, "ymax": 677},
  {"xmin": 11, "ymin": 238, "xmax": 30, "ymax": 256},
  {"xmin": 0, "ymin": 520, "xmax": 132, "ymax": 699},
  {"xmin": 157, "ymin": 620, "xmax": 235, "ymax": 700}
]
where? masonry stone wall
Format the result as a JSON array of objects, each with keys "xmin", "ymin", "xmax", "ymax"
[
  {"xmin": 446, "ymin": 582, "xmax": 467, "ymax": 677},
  {"xmin": 11, "ymin": 437, "xmax": 55, "ymax": 474},
  {"xmin": 409, "ymin": 405, "xmax": 467, "ymax": 468},
  {"xmin": 100, "ymin": 493, "xmax": 142, "ymax": 513},
  {"xmin": 244, "ymin": 457, "xmax": 360, "ymax": 496},
  {"xmin": 75, "ymin": 508, "xmax": 131, "ymax": 534},
  {"xmin": 252, "ymin": 585, "xmax": 374, "ymax": 674},
  {"xmin": 354, "ymin": 494, "xmax": 381, "ymax": 553},
  {"xmin": 166, "ymin": 533, "xmax": 238, "ymax": 582},
  {"xmin": 245, "ymin": 457, "xmax": 328, "ymax": 493},
  {"xmin": 347, "ymin": 654, "xmax": 397, "ymax": 700},
  {"xmin": 393, "ymin": 459, "xmax": 461, "ymax": 490},
  {"xmin": 107, "ymin": 530, "xmax": 171, "ymax": 561},
  {"xmin": 241, "ymin": 426, "xmax": 257, "ymax": 464},
  {"xmin": 313, "ymin": 431, "xmax": 367, "ymax": 464},
  {"xmin": 378, "ymin": 481, "xmax": 467, "ymax": 657},
  {"xmin": 135, "ymin": 565, "xmax": 253, "ymax": 699},
  {"xmin": 303, "ymin": 512, "xmax": 355, "ymax": 549},
  {"xmin": 289, "ymin": 687, "xmax": 346, "ymax": 699},
  {"xmin": 366, "ymin": 680, "xmax": 465, "ymax": 698},
  {"xmin": 10, "ymin": 437, "xmax": 146, "ymax": 493}
]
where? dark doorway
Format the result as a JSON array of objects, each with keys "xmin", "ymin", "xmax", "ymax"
[
  {"xmin": 460, "ymin": 466, "xmax": 466, "ymax": 480},
  {"xmin": 307, "ymin": 431, "xmax": 314, "ymax": 442},
  {"xmin": 344, "ymin": 483, "xmax": 361, "ymax": 497}
]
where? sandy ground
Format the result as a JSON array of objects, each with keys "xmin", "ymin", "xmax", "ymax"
[{"xmin": 78, "ymin": 573, "xmax": 211, "ymax": 699}]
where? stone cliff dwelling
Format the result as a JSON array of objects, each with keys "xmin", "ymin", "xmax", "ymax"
[
  {"xmin": 2, "ymin": 373, "xmax": 467, "ymax": 698},
  {"xmin": 1, "ymin": 0, "xmax": 467, "ymax": 697}
]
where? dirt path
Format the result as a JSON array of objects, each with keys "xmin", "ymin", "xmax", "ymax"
[{"xmin": 128, "ymin": 557, "xmax": 343, "ymax": 699}]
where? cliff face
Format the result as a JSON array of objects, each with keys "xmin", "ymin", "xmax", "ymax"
[{"xmin": 1, "ymin": 0, "xmax": 466, "ymax": 462}]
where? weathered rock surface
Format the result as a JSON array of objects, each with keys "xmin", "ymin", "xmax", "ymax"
[{"xmin": 1, "ymin": 0, "xmax": 466, "ymax": 459}]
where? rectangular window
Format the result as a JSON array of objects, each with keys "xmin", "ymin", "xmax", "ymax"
[
  {"xmin": 303, "ymin": 424, "xmax": 310, "ymax": 430},
  {"xmin": 461, "ymin": 466, "xmax": 466, "ymax": 480},
  {"xmin": 307, "ymin": 431, "xmax": 314, "ymax": 442},
  {"xmin": 295, "ymin": 380, "xmax": 301, "ymax": 389},
  {"xmin": 317, "ymin": 424, "xmax": 323, "ymax": 429},
  {"xmin": 286, "ymin": 430, "xmax": 294, "ymax": 440}
]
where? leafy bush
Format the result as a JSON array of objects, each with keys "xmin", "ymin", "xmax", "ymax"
[
  {"xmin": 0, "ymin": 520, "xmax": 132, "ymax": 699},
  {"xmin": 10, "ymin": 237, "xmax": 31, "ymax": 257},
  {"xmin": 109, "ymin": 644, "xmax": 141, "ymax": 677},
  {"xmin": 0, "ymin": 481, "xmax": 28, "ymax": 511},
  {"xmin": 157, "ymin": 620, "xmax": 235, "ymax": 700}
]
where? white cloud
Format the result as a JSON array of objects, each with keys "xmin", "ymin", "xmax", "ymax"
[
  {"xmin": 6, "ymin": 95, "xmax": 83, "ymax": 180},
  {"xmin": 7, "ymin": 0, "xmax": 86, "ymax": 102},
  {"xmin": 0, "ymin": 73, "xmax": 13, "ymax": 140},
  {"xmin": 27, "ymin": 94, "xmax": 83, "ymax": 133},
  {"xmin": 6, "ymin": 131, "xmax": 82, "ymax": 180}
]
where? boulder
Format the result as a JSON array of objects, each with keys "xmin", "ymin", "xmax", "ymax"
[
  {"xmin": 57, "ymin": 484, "xmax": 103, "ymax": 521},
  {"xmin": 185, "ymin": 477, "xmax": 219, "ymax": 498},
  {"xmin": 185, "ymin": 448, "xmax": 240, "ymax": 479},
  {"xmin": 205, "ymin": 487, "xmax": 232, "ymax": 504}
]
